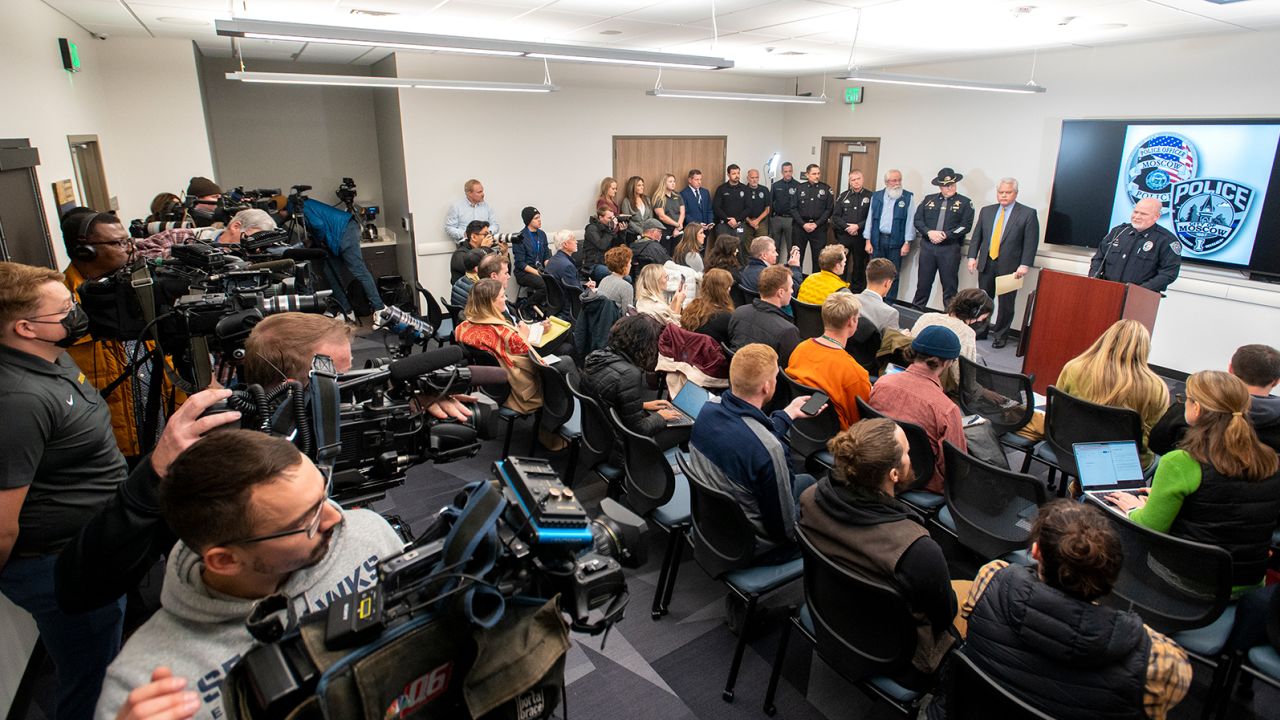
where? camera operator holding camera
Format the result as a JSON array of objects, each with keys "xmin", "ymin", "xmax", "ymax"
[
  {"xmin": 96, "ymin": 430, "xmax": 406, "ymax": 720},
  {"xmin": 299, "ymin": 181, "xmax": 385, "ymax": 331}
]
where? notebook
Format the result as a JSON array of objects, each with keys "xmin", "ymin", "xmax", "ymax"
[
  {"xmin": 663, "ymin": 382, "xmax": 710, "ymax": 428},
  {"xmin": 1074, "ymin": 441, "xmax": 1146, "ymax": 496}
]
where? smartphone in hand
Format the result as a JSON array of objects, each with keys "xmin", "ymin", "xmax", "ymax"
[{"xmin": 800, "ymin": 391, "xmax": 829, "ymax": 416}]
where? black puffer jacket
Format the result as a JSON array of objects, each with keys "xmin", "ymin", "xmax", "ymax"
[
  {"xmin": 581, "ymin": 347, "xmax": 666, "ymax": 462},
  {"xmin": 728, "ymin": 300, "xmax": 802, "ymax": 365},
  {"xmin": 582, "ymin": 216, "xmax": 619, "ymax": 269}
]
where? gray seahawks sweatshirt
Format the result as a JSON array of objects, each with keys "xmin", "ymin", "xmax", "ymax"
[{"xmin": 95, "ymin": 507, "xmax": 404, "ymax": 720}]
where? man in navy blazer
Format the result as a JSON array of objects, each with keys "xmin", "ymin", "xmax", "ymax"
[
  {"xmin": 966, "ymin": 177, "xmax": 1039, "ymax": 348},
  {"xmin": 681, "ymin": 168, "xmax": 714, "ymax": 226}
]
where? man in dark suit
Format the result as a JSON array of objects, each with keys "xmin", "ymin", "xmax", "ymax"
[
  {"xmin": 680, "ymin": 169, "xmax": 714, "ymax": 226},
  {"xmin": 967, "ymin": 177, "xmax": 1039, "ymax": 348}
]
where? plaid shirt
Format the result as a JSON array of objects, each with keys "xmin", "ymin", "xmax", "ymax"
[{"xmin": 964, "ymin": 561, "xmax": 1191, "ymax": 719}]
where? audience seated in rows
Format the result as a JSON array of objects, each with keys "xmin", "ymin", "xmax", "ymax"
[
  {"xmin": 795, "ymin": 244, "xmax": 850, "ymax": 305},
  {"xmin": 456, "ymin": 278, "xmax": 544, "ymax": 414},
  {"xmin": 705, "ymin": 234, "xmax": 744, "ymax": 288},
  {"xmin": 798, "ymin": 419, "xmax": 959, "ymax": 691},
  {"xmin": 673, "ymin": 223, "xmax": 706, "ymax": 272},
  {"xmin": 1106, "ymin": 370, "xmax": 1280, "ymax": 593},
  {"xmin": 740, "ymin": 235, "xmax": 801, "ymax": 293},
  {"xmin": 634, "ymin": 263, "xmax": 683, "ymax": 325},
  {"xmin": 909, "ymin": 288, "xmax": 992, "ymax": 392},
  {"xmin": 785, "ymin": 292, "xmax": 871, "ymax": 430},
  {"xmin": 689, "ymin": 343, "xmax": 816, "ymax": 563},
  {"xmin": 868, "ymin": 325, "xmax": 968, "ymax": 494},
  {"xmin": 1149, "ymin": 343, "xmax": 1280, "ymax": 454},
  {"xmin": 857, "ymin": 257, "xmax": 902, "ymax": 333},
  {"xmin": 680, "ymin": 268, "xmax": 735, "ymax": 346},
  {"xmin": 450, "ymin": 220, "xmax": 500, "ymax": 284},
  {"xmin": 728, "ymin": 265, "xmax": 802, "ymax": 366},
  {"xmin": 596, "ymin": 246, "xmax": 634, "ymax": 312},
  {"xmin": 944, "ymin": 500, "xmax": 1191, "ymax": 720}
]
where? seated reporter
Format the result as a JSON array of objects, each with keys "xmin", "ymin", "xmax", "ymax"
[
  {"xmin": 795, "ymin": 244, "xmax": 849, "ymax": 305},
  {"xmin": 740, "ymin": 235, "xmax": 802, "ymax": 294},
  {"xmin": 908, "ymin": 287, "xmax": 991, "ymax": 393},
  {"xmin": 798, "ymin": 418, "xmax": 959, "ymax": 690},
  {"xmin": 450, "ymin": 248, "xmax": 486, "ymax": 310},
  {"xmin": 946, "ymin": 500, "xmax": 1191, "ymax": 720},
  {"xmin": 1107, "ymin": 370, "xmax": 1280, "ymax": 593},
  {"xmin": 456, "ymin": 278, "xmax": 546, "ymax": 414},
  {"xmin": 728, "ymin": 264, "xmax": 802, "ymax": 366},
  {"xmin": 680, "ymin": 268, "xmax": 734, "ymax": 345},
  {"xmin": 97, "ymin": 431, "xmax": 405, "ymax": 720},
  {"xmin": 596, "ymin": 246, "xmax": 635, "ymax": 312},
  {"xmin": 1149, "ymin": 343, "xmax": 1280, "ymax": 455},
  {"xmin": 634, "ymin": 263, "xmax": 684, "ymax": 325},
  {"xmin": 785, "ymin": 292, "xmax": 871, "ymax": 430},
  {"xmin": 545, "ymin": 230, "xmax": 596, "ymax": 309},
  {"xmin": 450, "ymin": 220, "xmax": 499, "ymax": 285}
]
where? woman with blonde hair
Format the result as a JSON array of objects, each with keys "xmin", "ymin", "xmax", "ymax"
[
  {"xmin": 673, "ymin": 222, "xmax": 706, "ymax": 272},
  {"xmin": 681, "ymin": 268, "xmax": 734, "ymax": 344},
  {"xmin": 634, "ymin": 263, "xmax": 684, "ymax": 325},
  {"xmin": 455, "ymin": 278, "xmax": 544, "ymax": 414},
  {"xmin": 1108, "ymin": 370, "xmax": 1280, "ymax": 593},
  {"xmin": 596, "ymin": 177, "xmax": 619, "ymax": 216},
  {"xmin": 653, "ymin": 173, "xmax": 685, "ymax": 254},
  {"xmin": 619, "ymin": 176, "xmax": 653, "ymax": 236}
]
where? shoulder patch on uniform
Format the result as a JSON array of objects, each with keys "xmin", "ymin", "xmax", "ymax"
[{"xmin": 1170, "ymin": 241, "xmax": 1182, "ymax": 255}]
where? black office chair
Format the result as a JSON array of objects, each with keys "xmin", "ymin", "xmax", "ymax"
[
  {"xmin": 778, "ymin": 372, "xmax": 841, "ymax": 461},
  {"xmin": 846, "ymin": 315, "xmax": 883, "ymax": 377},
  {"xmin": 730, "ymin": 283, "xmax": 748, "ymax": 308},
  {"xmin": 855, "ymin": 397, "xmax": 943, "ymax": 514},
  {"xmin": 1031, "ymin": 386, "xmax": 1149, "ymax": 494},
  {"xmin": 529, "ymin": 352, "xmax": 582, "ymax": 484},
  {"xmin": 764, "ymin": 530, "xmax": 926, "ymax": 716},
  {"xmin": 1235, "ymin": 587, "xmax": 1280, "ymax": 702},
  {"xmin": 564, "ymin": 377, "xmax": 621, "ymax": 490},
  {"xmin": 415, "ymin": 283, "xmax": 454, "ymax": 346},
  {"xmin": 791, "ymin": 299, "xmax": 824, "ymax": 340},
  {"xmin": 1086, "ymin": 495, "xmax": 1235, "ymax": 716},
  {"xmin": 541, "ymin": 273, "xmax": 569, "ymax": 319},
  {"xmin": 945, "ymin": 651, "xmax": 1056, "ymax": 720},
  {"xmin": 737, "ymin": 284, "xmax": 761, "ymax": 306},
  {"xmin": 461, "ymin": 346, "xmax": 537, "ymax": 457},
  {"xmin": 957, "ymin": 357, "xmax": 1037, "ymax": 471},
  {"xmin": 720, "ymin": 341, "xmax": 736, "ymax": 362},
  {"xmin": 677, "ymin": 453, "xmax": 804, "ymax": 703},
  {"xmin": 936, "ymin": 441, "xmax": 1045, "ymax": 564},
  {"xmin": 608, "ymin": 408, "xmax": 691, "ymax": 621}
]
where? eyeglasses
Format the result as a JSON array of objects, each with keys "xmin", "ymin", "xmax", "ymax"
[
  {"xmin": 82, "ymin": 239, "xmax": 133, "ymax": 249},
  {"xmin": 221, "ymin": 466, "xmax": 333, "ymax": 546}
]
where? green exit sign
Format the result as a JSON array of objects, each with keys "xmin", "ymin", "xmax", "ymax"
[
  {"xmin": 844, "ymin": 86, "xmax": 864, "ymax": 104},
  {"xmin": 59, "ymin": 38, "xmax": 81, "ymax": 73}
]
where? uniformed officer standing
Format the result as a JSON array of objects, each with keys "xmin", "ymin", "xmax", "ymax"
[
  {"xmin": 912, "ymin": 167, "xmax": 975, "ymax": 309},
  {"xmin": 769, "ymin": 162, "xmax": 800, "ymax": 258},
  {"xmin": 743, "ymin": 169, "xmax": 771, "ymax": 249},
  {"xmin": 1089, "ymin": 197, "xmax": 1182, "ymax": 292},
  {"xmin": 832, "ymin": 169, "xmax": 874, "ymax": 292},
  {"xmin": 790, "ymin": 163, "xmax": 833, "ymax": 272},
  {"xmin": 713, "ymin": 164, "xmax": 749, "ymax": 256}
]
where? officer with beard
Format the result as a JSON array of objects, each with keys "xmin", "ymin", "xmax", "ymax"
[
  {"xmin": 790, "ymin": 163, "xmax": 834, "ymax": 272},
  {"xmin": 833, "ymin": 170, "xmax": 874, "ymax": 292},
  {"xmin": 863, "ymin": 168, "xmax": 917, "ymax": 301}
]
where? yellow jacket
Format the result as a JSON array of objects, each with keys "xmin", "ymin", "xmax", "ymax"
[{"xmin": 796, "ymin": 270, "xmax": 849, "ymax": 305}]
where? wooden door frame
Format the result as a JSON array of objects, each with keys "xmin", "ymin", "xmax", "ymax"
[
  {"xmin": 67, "ymin": 134, "xmax": 110, "ymax": 211},
  {"xmin": 820, "ymin": 136, "xmax": 880, "ymax": 190}
]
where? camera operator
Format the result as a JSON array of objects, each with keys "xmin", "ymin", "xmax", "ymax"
[
  {"xmin": 210, "ymin": 208, "xmax": 278, "ymax": 247},
  {"xmin": 59, "ymin": 208, "xmax": 180, "ymax": 462},
  {"xmin": 449, "ymin": 220, "xmax": 504, "ymax": 285},
  {"xmin": 96, "ymin": 430, "xmax": 406, "ymax": 720},
  {"xmin": 0, "ymin": 261, "xmax": 238, "ymax": 720},
  {"xmin": 185, "ymin": 177, "xmax": 223, "ymax": 225},
  {"xmin": 300, "ymin": 195, "xmax": 385, "ymax": 329}
]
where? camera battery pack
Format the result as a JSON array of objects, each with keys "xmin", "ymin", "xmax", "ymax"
[{"xmin": 325, "ymin": 586, "xmax": 385, "ymax": 650}]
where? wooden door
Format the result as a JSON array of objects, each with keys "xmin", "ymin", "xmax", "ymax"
[
  {"xmin": 68, "ymin": 135, "xmax": 111, "ymax": 211},
  {"xmin": 821, "ymin": 137, "xmax": 880, "ymax": 193},
  {"xmin": 613, "ymin": 136, "xmax": 726, "ymax": 200}
]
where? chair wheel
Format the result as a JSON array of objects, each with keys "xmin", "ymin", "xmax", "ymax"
[
  {"xmin": 722, "ymin": 690, "xmax": 734, "ymax": 703},
  {"xmin": 765, "ymin": 705, "xmax": 776, "ymax": 716}
]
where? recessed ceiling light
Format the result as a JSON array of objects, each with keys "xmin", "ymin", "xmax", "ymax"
[
  {"xmin": 600, "ymin": 30, "xmax": 623, "ymax": 36},
  {"xmin": 157, "ymin": 17, "xmax": 208, "ymax": 27}
]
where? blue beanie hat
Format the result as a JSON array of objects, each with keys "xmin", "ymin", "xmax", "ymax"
[{"xmin": 911, "ymin": 325, "xmax": 961, "ymax": 359}]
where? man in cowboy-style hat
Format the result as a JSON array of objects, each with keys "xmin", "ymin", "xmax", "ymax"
[{"xmin": 912, "ymin": 167, "xmax": 974, "ymax": 310}]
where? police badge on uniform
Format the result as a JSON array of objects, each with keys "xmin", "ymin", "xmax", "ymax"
[
  {"xmin": 789, "ymin": 188, "xmax": 796, "ymax": 195},
  {"xmin": 738, "ymin": 190, "xmax": 744, "ymax": 198},
  {"xmin": 1126, "ymin": 133, "xmax": 1198, "ymax": 207},
  {"xmin": 818, "ymin": 189, "xmax": 826, "ymax": 197},
  {"xmin": 1170, "ymin": 177, "xmax": 1255, "ymax": 255},
  {"xmin": 898, "ymin": 200, "xmax": 905, "ymax": 208},
  {"xmin": 862, "ymin": 198, "xmax": 869, "ymax": 205}
]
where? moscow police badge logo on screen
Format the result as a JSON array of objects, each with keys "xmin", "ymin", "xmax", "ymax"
[
  {"xmin": 1171, "ymin": 178, "xmax": 1254, "ymax": 255},
  {"xmin": 1126, "ymin": 133, "xmax": 1197, "ymax": 206}
]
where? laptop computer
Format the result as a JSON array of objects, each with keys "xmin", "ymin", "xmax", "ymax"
[
  {"xmin": 1074, "ymin": 441, "xmax": 1147, "ymax": 498},
  {"xmin": 663, "ymin": 382, "xmax": 710, "ymax": 428}
]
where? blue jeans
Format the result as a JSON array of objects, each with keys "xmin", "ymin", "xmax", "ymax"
[
  {"xmin": 0, "ymin": 554, "xmax": 125, "ymax": 720},
  {"xmin": 589, "ymin": 264, "xmax": 609, "ymax": 283},
  {"xmin": 322, "ymin": 222, "xmax": 385, "ymax": 314}
]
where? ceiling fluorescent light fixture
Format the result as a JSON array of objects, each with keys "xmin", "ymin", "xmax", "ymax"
[
  {"xmin": 646, "ymin": 88, "xmax": 826, "ymax": 104},
  {"xmin": 216, "ymin": 19, "xmax": 732, "ymax": 70},
  {"xmin": 226, "ymin": 72, "xmax": 556, "ymax": 93},
  {"xmin": 839, "ymin": 70, "xmax": 1045, "ymax": 94}
]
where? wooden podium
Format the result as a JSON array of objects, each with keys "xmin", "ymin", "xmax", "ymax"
[{"xmin": 1019, "ymin": 269, "xmax": 1161, "ymax": 393}]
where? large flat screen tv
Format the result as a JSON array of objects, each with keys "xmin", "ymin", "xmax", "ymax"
[{"xmin": 1046, "ymin": 118, "xmax": 1280, "ymax": 278}]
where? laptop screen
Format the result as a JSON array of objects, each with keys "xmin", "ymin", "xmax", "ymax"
[
  {"xmin": 672, "ymin": 382, "xmax": 709, "ymax": 419},
  {"xmin": 1074, "ymin": 441, "xmax": 1145, "ymax": 489}
]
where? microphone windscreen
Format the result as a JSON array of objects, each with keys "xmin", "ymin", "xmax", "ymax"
[
  {"xmin": 465, "ymin": 365, "xmax": 510, "ymax": 387},
  {"xmin": 281, "ymin": 247, "xmax": 329, "ymax": 261},
  {"xmin": 387, "ymin": 346, "xmax": 466, "ymax": 383}
]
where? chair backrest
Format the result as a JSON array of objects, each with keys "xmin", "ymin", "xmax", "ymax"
[
  {"xmin": 565, "ymin": 376, "xmax": 616, "ymax": 460},
  {"xmin": 797, "ymin": 529, "xmax": 918, "ymax": 681},
  {"xmin": 845, "ymin": 316, "xmax": 882, "ymax": 376},
  {"xmin": 1086, "ymin": 495, "xmax": 1233, "ymax": 634},
  {"xmin": 942, "ymin": 441, "xmax": 1047, "ymax": 561},
  {"xmin": 779, "ymin": 371, "xmax": 841, "ymax": 459},
  {"xmin": 1044, "ymin": 386, "xmax": 1145, "ymax": 478},
  {"xmin": 738, "ymin": 284, "xmax": 761, "ymax": 306},
  {"xmin": 441, "ymin": 297, "xmax": 462, "ymax": 326},
  {"xmin": 957, "ymin": 357, "xmax": 1035, "ymax": 435},
  {"xmin": 417, "ymin": 283, "xmax": 444, "ymax": 329},
  {"xmin": 720, "ymin": 341, "xmax": 736, "ymax": 361},
  {"xmin": 528, "ymin": 351, "xmax": 574, "ymax": 433},
  {"xmin": 855, "ymin": 397, "xmax": 938, "ymax": 492},
  {"xmin": 792, "ymin": 299, "xmax": 824, "ymax": 340},
  {"xmin": 730, "ymin": 283, "xmax": 748, "ymax": 308},
  {"xmin": 541, "ymin": 273, "xmax": 568, "ymax": 317},
  {"xmin": 947, "ymin": 651, "xmax": 1056, "ymax": 720},
  {"xmin": 608, "ymin": 407, "xmax": 676, "ymax": 516},
  {"xmin": 676, "ymin": 453, "xmax": 759, "ymax": 579}
]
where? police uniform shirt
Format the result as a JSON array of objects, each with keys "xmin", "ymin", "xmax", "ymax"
[
  {"xmin": 713, "ymin": 182, "xmax": 750, "ymax": 223},
  {"xmin": 913, "ymin": 192, "xmax": 975, "ymax": 246},
  {"xmin": 771, "ymin": 177, "xmax": 801, "ymax": 217},
  {"xmin": 834, "ymin": 188, "xmax": 873, "ymax": 233},
  {"xmin": 792, "ymin": 182, "xmax": 834, "ymax": 225},
  {"xmin": 744, "ymin": 184, "xmax": 770, "ymax": 219},
  {"xmin": 0, "ymin": 344, "xmax": 128, "ymax": 556},
  {"xmin": 1090, "ymin": 222, "xmax": 1183, "ymax": 292}
]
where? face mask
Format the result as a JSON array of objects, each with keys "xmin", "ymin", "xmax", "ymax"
[{"xmin": 27, "ymin": 304, "xmax": 91, "ymax": 348}]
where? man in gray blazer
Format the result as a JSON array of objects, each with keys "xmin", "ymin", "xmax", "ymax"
[{"xmin": 966, "ymin": 177, "xmax": 1039, "ymax": 348}]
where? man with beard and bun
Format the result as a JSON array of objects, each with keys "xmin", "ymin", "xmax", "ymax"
[
  {"xmin": 798, "ymin": 418, "xmax": 959, "ymax": 690},
  {"xmin": 832, "ymin": 169, "xmax": 874, "ymax": 291},
  {"xmin": 96, "ymin": 431, "xmax": 405, "ymax": 720},
  {"xmin": 864, "ymin": 169, "xmax": 916, "ymax": 301}
]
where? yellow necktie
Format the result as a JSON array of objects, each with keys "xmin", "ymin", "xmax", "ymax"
[{"xmin": 989, "ymin": 207, "xmax": 1005, "ymax": 260}]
